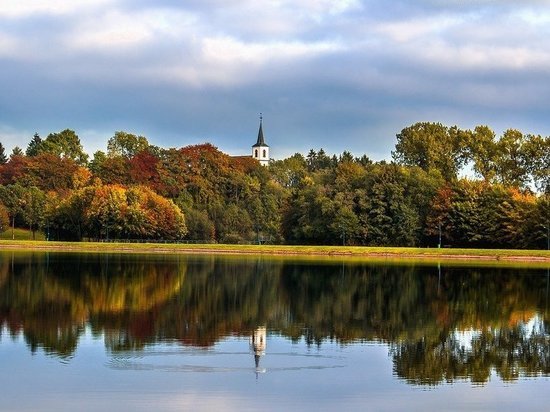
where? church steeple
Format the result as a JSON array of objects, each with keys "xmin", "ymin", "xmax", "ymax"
[
  {"xmin": 252, "ymin": 113, "xmax": 270, "ymax": 166},
  {"xmin": 254, "ymin": 114, "xmax": 267, "ymax": 146}
]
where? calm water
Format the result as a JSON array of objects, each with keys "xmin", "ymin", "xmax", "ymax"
[{"xmin": 0, "ymin": 251, "xmax": 549, "ymax": 411}]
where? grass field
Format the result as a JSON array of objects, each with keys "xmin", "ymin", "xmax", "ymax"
[
  {"xmin": 0, "ymin": 239, "xmax": 548, "ymax": 265},
  {"xmin": 0, "ymin": 228, "xmax": 46, "ymax": 241}
]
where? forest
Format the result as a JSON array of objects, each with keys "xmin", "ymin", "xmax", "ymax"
[{"xmin": 0, "ymin": 122, "xmax": 548, "ymax": 249}]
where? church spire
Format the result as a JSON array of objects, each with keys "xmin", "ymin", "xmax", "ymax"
[
  {"xmin": 252, "ymin": 113, "xmax": 270, "ymax": 166},
  {"xmin": 253, "ymin": 113, "xmax": 268, "ymax": 147}
]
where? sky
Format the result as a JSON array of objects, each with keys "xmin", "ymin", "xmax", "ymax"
[{"xmin": 1, "ymin": 0, "xmax": 550, "ymax": 160}]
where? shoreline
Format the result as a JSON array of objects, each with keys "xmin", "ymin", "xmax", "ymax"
[{"xmin": 1, "ymin": 240, "xmax": 549, "ymax": 264}]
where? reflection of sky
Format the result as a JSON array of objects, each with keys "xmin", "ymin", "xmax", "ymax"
[
  {"xmin": 1, "ymin": 326, "xmax": 550, "ymax": 411},
  {"xmin": 453, "ymin": 329, "xmax": 481, "ymax": 352},
  {"xmin": 525, "ymin": 314, "xmax": 547, "ymax": 338},
  {"xmin": 454, "ymin": 313, "xmax": 548, "ymax": 352}
]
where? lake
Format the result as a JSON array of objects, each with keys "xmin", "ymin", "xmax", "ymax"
[{"xmin": 0, "ymin": 251, "xmax": 549, "ymax": 411}]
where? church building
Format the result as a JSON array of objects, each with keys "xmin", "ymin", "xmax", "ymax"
[{"xmin": 251, "ymin": 115, "xmax": 270, "ymax": 166}]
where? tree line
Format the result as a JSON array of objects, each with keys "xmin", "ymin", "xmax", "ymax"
[{"xmin": 0, "ymin": 123, "xmax": 548, "ymax": 248}]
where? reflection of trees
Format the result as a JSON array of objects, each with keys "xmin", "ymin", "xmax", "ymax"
[
  {"xmin": 149, "ymin": 257, "xmax": 286, "ymax": 348},
  {"xmin": 0, "ymin": 252, "xmax": 186, "ymax": 357},
  {"xmin": 391, "ymin": 321, "xmax": 550, "ymax": 385},
  {"xmin": 0, "ymin": 252, "xmax": 549, "ymax": 384}
]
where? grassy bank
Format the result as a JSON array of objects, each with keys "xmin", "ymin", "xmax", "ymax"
[
  {"xmin": 0, "ymin": 229, "xmax": 46, "ymax": 241},
  {"xmin": 0, "ymin": 240, "xmax": 548, "ymax": 264}
]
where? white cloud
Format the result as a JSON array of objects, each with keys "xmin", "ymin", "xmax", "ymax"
[
  {"xmin": 0, "ymin": 0, "xmax": 115, "ymax": 18},
  {"xmin": 201, "ymin": 36, "xmax": 341, "ymax": 65},
  {"xmin": 66, "ymin": 9, "xmax": 198, "ymax": 51},
  {"xmin": 374, "ymin": 15, "xmax": 462, "ymax": 43},
  {"xmin": 425, "ymin": 44, "xmax": 550, "ymax": 71},
  {"xmin": 2, "ymin": 0, "xmax": 550, "ymax": 158},
  {"xmin": 282, "ymin": 0, "xmax": 362, "ymax": 17},
  {"xmin": 517, "ymin": 8, "xmax": 550, "ymax": 25},
  {"xmin": 141, "ymin": 36, "xmax": 343, "ymax": 88}
]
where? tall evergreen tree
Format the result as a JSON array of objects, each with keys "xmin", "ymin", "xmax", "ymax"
[
  {"xmin": 26, "ymin": 133, "xmax": 44, "ymax": 156},
  {"xmin": 0, "ymin": 142, "xmax": 7, "ymax": 164},
  {"xmin": 11, "ymin": 146, "xmax": 23, "ymax": 157}
]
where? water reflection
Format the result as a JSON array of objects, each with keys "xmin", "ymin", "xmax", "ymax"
[
  {"xmin": 0, "ymin": 251, "xmax": 548, "ymax": 385},
  {"xmin": 251, "ymin": 326, "xmax": 267, "ymax": 374}
]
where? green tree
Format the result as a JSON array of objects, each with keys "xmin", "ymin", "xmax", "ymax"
[
  {"xmin": 392, "ymin": 122, "xmax": 469, "ymax": 181},
  {"xmin": 183, "ymin": 208, "xmax": 215, "ymax": 241},
  {"xmin": 468, "ymin": 125, "xmax": 498, "ymax": 182},
  {"xmin": 330, "ymin": 203, "xmax": 359, "ymax": 245},
  {"xmin": 306, "ymin": 148, "xmax": 334, "ymax": 171},
  {"xmin": 363, "ymin": 164, "xmax": 420, "ymax": 246},
  {"xmin": 214, "ymin": 203, "xmax": 253, "ymax": 243},
  {"xmin": 522, "ymin": 134, "xmax": 549, "ymax": 193},
  {"xmin": 26, "ymin": 133, "xmax": 44, "ymax": 157},
  {"xmin": 42, "ymin": 129, "xmax": 88, "ymax": 165},
  {"xmin": 89, "ymin": 150, "xmax": 107, "ymax": 177},
  {"xmin": 90, "ymin": 154, "xmax": 129, "ymax": 185},
  {"xmin": 0, "ymin": 202, "xmax": 9, "ymax": 232},
  {"xmin": 0, "ymin": 183, "xmax": 25, "ymax": 238},
  {"xmin": 495, "ymin": 129, "xmax": 529, "ymax": 188},
  {"xmin": 20, "ymin": 186, "xmax": 46, "ymax": 239},
  {"xmin": 269, "ymin": 153, "xmax": 308, "ymax": 189},
  {"xmin": 11, "ymin": 146, "xmax": 24, "ymax": 157},
  {"xmin": 0, "ymin": 142, "xmax": 7, "ymax": 164},
  {"xmin": 107, "ymin": 131, "xmax": 149, "ymax": 158},
  {"xmin": 524, "ymin": 194, "xmax": 550, "ymax": 249}
]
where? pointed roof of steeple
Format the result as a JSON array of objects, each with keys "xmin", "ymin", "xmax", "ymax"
[{"xmin": 252, "ymin": 114, "xmax": 269, "ymax": 147}]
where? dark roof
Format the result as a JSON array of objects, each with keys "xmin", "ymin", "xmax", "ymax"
[{"xmin": 252, "ymin": 120, "xmax": 269, "ymax": 147}]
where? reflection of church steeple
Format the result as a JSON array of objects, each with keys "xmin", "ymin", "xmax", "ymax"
[{"xmin": 250, "ymin": 326, "xmax": 266, "ymax": 374}]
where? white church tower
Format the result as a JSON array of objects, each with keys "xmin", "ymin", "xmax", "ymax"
[{"xmin": 252, "ymin": 114, "xmax": 270, "ymax": 166}]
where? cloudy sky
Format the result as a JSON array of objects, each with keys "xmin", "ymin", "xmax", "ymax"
[{"xmin": 1, "ymin": 0, "xmax": 549, "ymax": 160}]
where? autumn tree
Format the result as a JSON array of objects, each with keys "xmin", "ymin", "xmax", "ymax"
[
  {"xmin": 49, "ymin": 183, "xmax": 186, "ymax": 240},
  {"xmin": 0, "ymin": 154, "xmax": 29, "ymax": 185},
  {"xmin": 128, "ymin": 150, "xmax": 161, "ymax": 187},
  {"xmin": 25, "ymin": 153, "xmax": 79, "ymax": 192}
]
